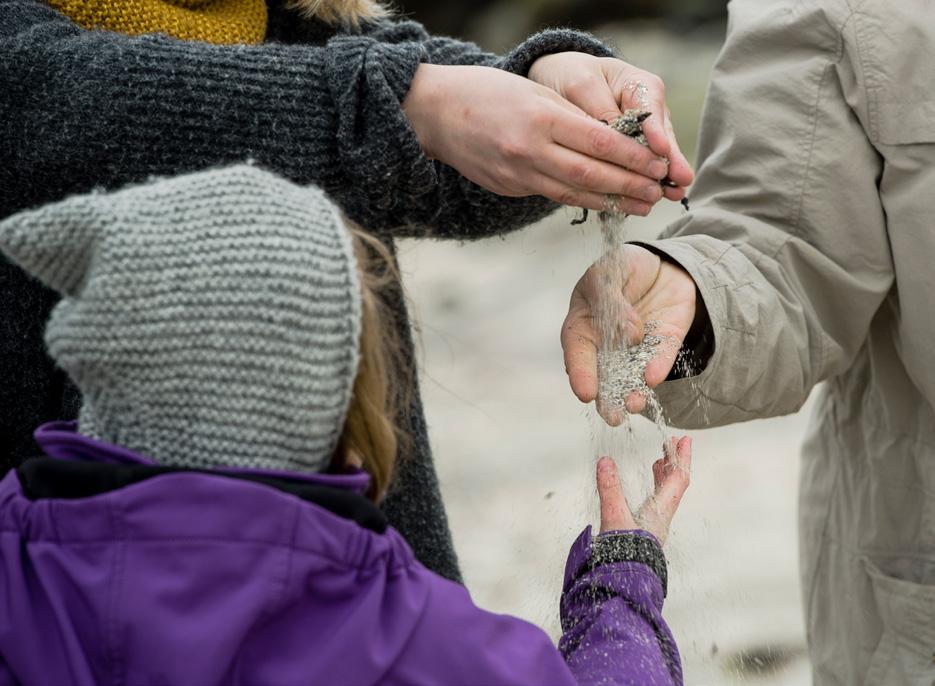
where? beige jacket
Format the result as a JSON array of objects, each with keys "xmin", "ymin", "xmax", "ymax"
[{"xmin": 650, "ymin": 1, "xmax": 935, "ymax": 683}]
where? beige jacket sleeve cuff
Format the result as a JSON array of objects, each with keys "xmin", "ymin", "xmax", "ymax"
[{"xmin": 639, "ymin": 232, "xmax": 800, "ymax": 429}]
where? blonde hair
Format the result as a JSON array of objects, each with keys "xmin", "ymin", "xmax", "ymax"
[
  {"xmin": 335, "ymin": 226, "xmax": 410, "ymax": 501},
  {"xmin": 288, "ymin": 0, "xmax": 390, "ymax": 26}
]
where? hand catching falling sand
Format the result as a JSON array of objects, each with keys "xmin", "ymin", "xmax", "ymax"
[{"xmin": 596, "ymin": 436, "xmax": 692, "ymax": 544}]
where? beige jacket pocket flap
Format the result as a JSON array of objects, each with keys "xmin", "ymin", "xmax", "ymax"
[
  {"xmin": 862, "ymin": 556, "xmax": 935, "ymax": 686},
  {"xmin": 854, "ymin": 2, "xmax": 935, "ymax": 145},
  {"xmin": 876, "ymin": 100, "xmax": 935, "ymax": 145}
]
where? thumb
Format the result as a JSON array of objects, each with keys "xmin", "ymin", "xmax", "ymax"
[
  {"xmin": 661, "ymin": 107, "xmax": 694, "ymax": 189},
  {"xmin": 597, "ymin": 456, "xmax": 638, "ymax": 533}
]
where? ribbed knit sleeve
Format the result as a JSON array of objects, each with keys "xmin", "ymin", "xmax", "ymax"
[
  {"xmin": 366, "ymin": 19, "xmax": 614, "ymax": 73},
  {"xmin": 501, "ymin": 28, "xmax": 616, "ymax": 74},
  {"xmin": 1, "ymin": 0, "xmax": 614, "ymax": 241},
  {"xmin": 362, "ymin": 20, "xmax": 616, "ymax": 240}
]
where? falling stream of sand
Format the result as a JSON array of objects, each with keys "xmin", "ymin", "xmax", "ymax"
[{"xmin": 584, "ymin": 105, "xmax": 682, "ymax": 525}]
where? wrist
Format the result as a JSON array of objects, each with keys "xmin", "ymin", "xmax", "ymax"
[
  {"xmin": 566, "ymin": 527, "xmax": 668, "ymax": 598},
  {"xmin": 402, "ymin": 63, "xmax": 446, "ymax": 160},
  {"xmin": 500, "ymin": 29, "xmax": 614, "ymax": 78},
  {"xmin": 655, "ymin": 258, "xmax": 712, "ymax": 380},
  {"xmin": 527, "ymin": 51, "xmax": 587, "ymax": 91},
  {"xmin": 526, "ymin": 53, "xmax": 553, "ymax": 86},
  {"xmin": 631, "ymin": 241, "xmax": 712, "ymax": 379},
  {"xmin": 672, "ymin": 284, "xmax": 714, "ymax": 379}
]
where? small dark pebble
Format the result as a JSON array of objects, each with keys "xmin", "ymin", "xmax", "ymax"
[
  {"xmin": 725, "ymin": 644, "xmax": 805, "ymax": 677},
  {"xmin": 568, "ymin": 112, "xmax": 690, "ymax": 224}
]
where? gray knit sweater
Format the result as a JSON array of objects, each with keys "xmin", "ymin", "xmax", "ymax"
[{"xmin": 0, "ymin": 0, "xmax": 613, "ymax": 581}]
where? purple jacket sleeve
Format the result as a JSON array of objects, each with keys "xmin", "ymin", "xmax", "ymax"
[
  {"xmin": 559, "ymin": 526, "xmax": 683, "ymax": 686},
  {"xmin": 397, "ymin": 572, "xmax": 579, "ymax": 685},
  {"xmin": 403, "ymin": 526, "xmax": 682, "ymax": 686}
]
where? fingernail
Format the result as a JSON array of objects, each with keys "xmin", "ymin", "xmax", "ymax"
[
  {"xmin": 640, "ymin": 185, "xmax": 663, "ymax": 202},
  {"xmin": 649, "ymin": 160, "xmax": 668, "ymax": 179},
  {"xmin": 632, "ymin": 202, "xmax": 652, "ymax": 217}
]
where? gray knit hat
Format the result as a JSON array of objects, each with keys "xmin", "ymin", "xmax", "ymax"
[{"xmin": 0, "ymin": 165, "xmax": 362, "ymax": 474}]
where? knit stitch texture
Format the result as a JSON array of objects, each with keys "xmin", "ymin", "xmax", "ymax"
[
  {"xmin": 45, "ymin": 0, "xmax": 268, "ymax": 44},
  {"xmin": 0, "ymin": 165, "xmax": 362, "ymax": 474},
  {"xmin": 0, "ymin": 0, "xmax": 614, "ymax": 582}
]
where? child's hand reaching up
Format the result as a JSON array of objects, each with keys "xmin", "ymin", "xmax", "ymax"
[
  {"xmin": 597, "ymin": 436, "xmax": 692, "ymax": 544},
  {"xmin": 559, "ymin": 437, "xmax": 691, "ymax": 683}
]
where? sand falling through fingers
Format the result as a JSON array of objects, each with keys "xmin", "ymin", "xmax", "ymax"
[{"xmin": 578, "ymin": 109, "xmax": 683, "ymax": 512}]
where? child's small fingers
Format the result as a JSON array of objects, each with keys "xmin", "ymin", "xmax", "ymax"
[
  {"xmin": 648, "ymin": 436, "xmax": 692, "ymax": 525},
  {"xmin": 666, "ymin": 436, "xmax": 679, "ymax": 460},
  {"xmin": 596, "ymin": 457, "xmax": 637, "ymax": 533},
  {"xmin": 676, "ymin": 435, "xmax": 693, "ymax": 469},
  {"xmin": 651, "ymin": 457, "xmax": 665, "ymax": 490}
]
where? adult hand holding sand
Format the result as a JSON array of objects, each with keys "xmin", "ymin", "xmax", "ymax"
[
  {"xmin": 597, "ymin": 436, "xmax": 692, "ymax": 543},
  {"xmin": 404, "ymin": 59, "xmax": 691, "ymax": 216},
  {"xmin": 528, "ymin": 52, "xmax": 694, "ymax": 203},
  {"xmin": 562, "ymin": 244, "xmax": 699, "ymax": 418}
]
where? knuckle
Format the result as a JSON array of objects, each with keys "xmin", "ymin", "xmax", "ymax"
[
  {"xmin": 492, "ymin": 163, "xmax": 521, "ymax": 192},
  {"xmin": 498, "ymin": 138, "xmax": 529, "ymax": 162},
  {"xmin": 569, "ymin": 162, "xmax": 596, "ymax": 188},
  {"xmin": 565, "ymin": 76, "xmax": 595, "ymax": 99},
  {"xmin": 526, "ymin": 107, "xmax": 552, "ymax": 131},
  {"xmin": 617, "ymin": 173, "xmax": 641, "ymax": 197},
  {"xmin": 630, "ymin": 141, "xmax": 655, "ymax": 162},
  {"xmin": 587, "ymin": 126, "xmax": 616, "ymax": 157},
  {"xmin": 558, "ymin": 187, "xmax": 582, "ymax": 207}
]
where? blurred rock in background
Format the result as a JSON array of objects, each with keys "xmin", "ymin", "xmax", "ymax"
[{"xmin": 394, "ymin": 0, "xmax": 727, "ymax": 53}]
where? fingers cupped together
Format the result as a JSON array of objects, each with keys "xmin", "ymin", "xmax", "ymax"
[
  {"xmin": 539, "ymin": 145, "xmax": 663, "ymax": 204},
  {"xmin": 594, "ymin": 437, "xmax": 692, "ymax": 544},
  {"xmin": 608, "ymin": 68, "xmax": 694, "ymax": 193},
  {"xmin": 530, "ymin": 107, "xmax": 670, "ymax": 212},
  {"xmin": 551, "ymin": 110, "xmax": 669, "ymax": 180}
]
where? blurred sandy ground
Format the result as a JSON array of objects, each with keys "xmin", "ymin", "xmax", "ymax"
[{"xmin": 398, "ymin": 22, "xmax": 812, "ymax": 686}]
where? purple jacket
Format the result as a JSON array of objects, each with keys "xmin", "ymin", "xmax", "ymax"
[{"xmin": 0, "ymin": 423, "xmax": 682, "ymax": 686}]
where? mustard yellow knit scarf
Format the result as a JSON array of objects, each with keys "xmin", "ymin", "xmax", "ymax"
[
  {"xmin": 47, "ymin": 0, "xmax": 268, "ymax": 44},
  {"xmin": 47, "ymin": 0, "xmax": 390, "ymax": 44}
]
